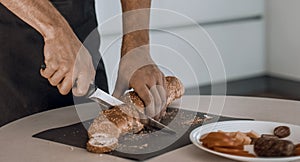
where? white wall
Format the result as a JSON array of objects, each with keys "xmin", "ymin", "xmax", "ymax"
[
  {"xmin": 95, "ymin": 0, "xmax": 266, "ymax": 93},
  {"xmin": 266, "ymin": 0, "xmax": 300, "ymax": 81}
]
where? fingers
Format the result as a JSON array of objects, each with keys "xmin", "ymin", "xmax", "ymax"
[
  {"xmin": 40, "ymin": 60, "xmax": 66, "ymax": 87},
  {"xmin": 157, "ymin": 87, "xmax": 167, "ymax": 119},
  {"xmin": 149, "ymin": 85, "xmax": 162, "ymax": 120},
  {"xmin": 57, "ymin": 74, "xmax": 73, "ymax": 95},
  {"xmin": 135, "ymin": 84, "xmax": 166, "ymax": 120},
  {"xmin": 40, "ymin": 64, "xmax": 72, "ymax": 95},
  {"xmin": 114, "ymin": 59, "xmax": 167, "ymax": 121},
  {"xmin": 40, "ymin": 63, "xmax": 57, "ymax": 79},
  {"xmin": 48, "ymin": 69, "xmax": 68, "ymax": 86},
  {"xmin": 40, "ymin": 64, "xmax": 91, "ymax": 96},
  {"xmin": 134, "ymin": 85, "xmax": 154, "ymax": 119},
  {"xmin": 41, "ymin": 64, "xmax": 93, "ymax": 96},
  {"xmin": 157, "ymin": 77, "xmax": 167, "ymax": 118}
]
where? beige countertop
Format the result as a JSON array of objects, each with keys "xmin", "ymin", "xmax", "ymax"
[{"xmin": 1, "ymin": 96, "xmax": 300, "ymax": 162}]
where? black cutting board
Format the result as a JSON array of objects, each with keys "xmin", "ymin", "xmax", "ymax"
[{"xmin": 33, "ymin": 107, "xmax": 252, "ymax": 161}]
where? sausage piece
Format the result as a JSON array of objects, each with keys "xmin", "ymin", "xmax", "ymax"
[
  {"xmin": 254, "ymin": 138, "xmax": 295, "ymax": 157},
  {"xmin": 274, "ymin": 126, "xmax": 290, "ymax": 138}
]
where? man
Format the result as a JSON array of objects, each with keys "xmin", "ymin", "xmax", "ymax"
[{"xmin": 0, "ymin": 0, "xmax": 167, "ymax": 126}]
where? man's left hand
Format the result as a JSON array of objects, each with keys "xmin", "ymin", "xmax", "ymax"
[{"xmin": 113, "ymin": 47, "xmax": 167, "ymax": 121}]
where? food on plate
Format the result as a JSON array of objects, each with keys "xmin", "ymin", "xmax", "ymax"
[
  {"xmin": 86, "ymin": 76, "xmax": 184, "ymax": 153},
  {"xmin": 246, "ymin": 130, "xmax": 261, "ymax": 144},
  {"xmin": 246, "ymin": 130, "xmax": 260, "ymax": 139},
  {"xmin": 274, "ymin": 126, "xmax": 291, "ymax": 138},
  {"xmin": 213, "ymin": 147, "xmax": 256, "ymax": 157},
  {"xmin": 294, "ymin": 144, "xmax": 300, "ymax": 156},
  {"xmin": 200, "ymin": 131, "xmax": 257, "ymax": 148},
  {"xmin": 199, "ymin": 125, "xmax": 300, "ymax": 158},
  {"xmin": 261, "ymin": 134, "xmax": 279, "ymax": 139},
  {"xmin": 200, "ymin": 131, "xmax": 257, "ymax": 157},
  {"xmin": 200, "ymin": 132, "xmax": 241, "ymax": 148},
  {"xmin": 253, "ymin": 125, "xmax": 295, "ymax": 157},
  {"xmin": 254, "ymin": 138, "xmax": 295, "ymax": 157}
]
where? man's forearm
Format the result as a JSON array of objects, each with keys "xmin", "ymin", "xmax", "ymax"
[
  {"xmin": 0, "ymin": 0, "xmax": 71, "ymax": 39},
  {"xmin": 120, "ymin": 0, "xmax": 151, "ymax": 56}
]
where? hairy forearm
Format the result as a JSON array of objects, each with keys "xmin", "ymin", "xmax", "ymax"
[
  {"xmin": 120, "ymin": 0, "xmax": 151, "ymax": 56},
  {"xmin": 0, "ymin": 0, "xmax": 71, "ymax": 39}
]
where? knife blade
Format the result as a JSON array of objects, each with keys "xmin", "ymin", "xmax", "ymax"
[{"xmin": 86, "ymin": 84, "xmax": 176, "ymax": 134}]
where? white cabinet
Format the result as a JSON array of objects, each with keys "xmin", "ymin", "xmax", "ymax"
[
  {"xmin": 151, "ymin": 0, "xmax": 264, "ymax": 28},
  {"xmin": 95, "ymin": 0, "xmax": 265, "ymax": 92},
  {"xmin": 101, "ymin": 20, "xmax": 265, "ymax": 91},
  {"xmin": 205, "ymin": 20, "xmax": 265, "ymax": 82},
  {"xmin": 95, "ymin": 0, "xmax": 264, "ymax": 35}
]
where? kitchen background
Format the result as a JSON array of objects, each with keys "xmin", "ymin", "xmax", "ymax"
[{"xmin": 95, "ymin": 0, "xmax": 300, "ymax": 100}]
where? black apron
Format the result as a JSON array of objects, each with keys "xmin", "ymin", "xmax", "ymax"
[{"xmin": 0, "ymin": 0, "xmax": 108, "ymax": 126}]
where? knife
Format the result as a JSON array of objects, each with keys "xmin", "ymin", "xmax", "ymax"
[{"xmin": 86, "ymin": 84, "xmax": 176, "ymax": 134}]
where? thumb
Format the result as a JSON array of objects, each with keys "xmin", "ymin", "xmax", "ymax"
[
  {"xmin": 72, "ymin": 75, "xmax": 90, "ymax": 96},
  {"xmin": 112, "ymin": 81, "xmax": 128, "ymax": 98}
]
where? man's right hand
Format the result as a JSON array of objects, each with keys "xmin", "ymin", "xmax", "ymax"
[
  {"xmin": 40, "ymin": 29, "xmax": 95, "ymax": 96},
  {"xmin": 0, "ymin": 0, "xmax": 96, "ymax": 96}
]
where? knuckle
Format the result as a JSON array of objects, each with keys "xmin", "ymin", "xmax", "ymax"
[
  {"xmin": 147, "ymin": 94, "xmax": 154, "ymax": 103},
  {"xmin": 61, "ymin": 65, "xmax": 69, "ymax": 73},
  {"xmin": 147, "ymin": 79, "xmax": 156, "ymax": 87},
  {"xmin": 46, "ymin": 59, "xmax": 58, "ymax": 69},
  {"xmin": 74, "ymin": 84, "xmax": 88, "ymax": 96},
  {"xmin": 49, "ymin": 64, "xmax": 58, "ymax": 70},
  {"xmin": 49, "ymin": 79, "xmax": 58, "ymax": 86},
  {"xmin": 154, "ymin": 72, "xmax": 162, "ymax": 78},
  {"xmin": 58, "ymin": 81, "xmax": 72, "ymax": 95},
  {"xmin": 76, "ymin": 89, "xmax": 85, "ymax": 96},
  {"xmin": 143, "ymin": 98, "xmax": 151, "ymax": 106}
]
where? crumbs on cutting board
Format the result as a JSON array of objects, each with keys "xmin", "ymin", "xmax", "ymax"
[{"xmin": 113, "ymin": 109, "xmax": 214, "ymax": 153}]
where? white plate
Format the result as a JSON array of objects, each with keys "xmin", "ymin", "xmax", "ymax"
[{"xmin": 190, "ymin": 120, "xmax": 300, "ymax": 162}]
